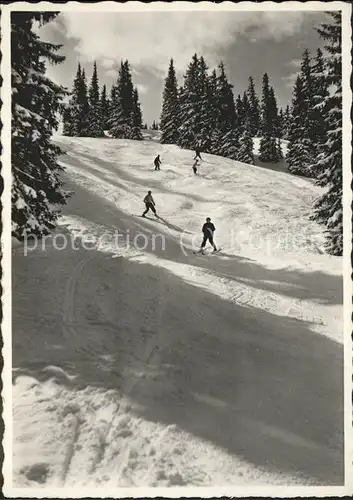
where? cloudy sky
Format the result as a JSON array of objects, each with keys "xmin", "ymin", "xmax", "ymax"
[{"xmin": 35, "ymin": 8, "xmax": 328, "ymax": 125}]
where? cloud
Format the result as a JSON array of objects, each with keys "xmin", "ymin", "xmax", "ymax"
[
  {"xmin": 52, "ymin": 10, "xmax": 313, "ymax": 77},
  {"xmin": 287, "ymin": 58, "xmax": 303, "ymax": 69},
  {"xmin": 101, "ymin": 58, "xmax": 117, "ymax": 69},
  {"xmin": 135, "ymin": 83, "xmax": 148, "ymax": 95},
  {"xmin": 282, "ymin": 72, "xmax": 300, "ymax": 89}
]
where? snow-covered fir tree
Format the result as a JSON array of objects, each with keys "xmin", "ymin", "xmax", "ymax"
[
  {"xmin": 216, "ymin": 62, "xmax": 237, "ymax": 157},
  {"xmin": 65, "ymin": 64, "xmax": 90, "ymax": 137},
  {"xmin": 235, "ymin": 94, "xmax": 246, "ymax": 134},
  {"xmin": 87, "ymin": 61, "xmax": 104, "ymax": 137},
  {"xmin": 130, "ymin": 88, "xmax": 143, "ymax": 140},
  {"xmin": 259, "ymin": 73, "xmax": 280, "ymax": 162},
  {"xmin": 62, "ymin": 105, "xmax": 73, "ymax": 136},
  {"xmin": 278, "ymin": 108, "xmax": 285, "ymax": 138},
  {"xmin": 311, "ymin": 48, "xmax": 330, "ymax": 157},
  {"xmin": 11, "ymin": 12, "xmax": 69, "ymax": 239},
  {"xmin": 179, "ymin": 54, "xmax": 213, "ymax": 151},
  {"xmin": 108, "ymin": 61, "xmax": 132, "ymax": 138},
  {"xmin": 178, "ymin": 54, "xmax": 201, "ymax": 150},
  {"xmin": 63, "ymin": 63, "xmax": 81, "ymax": 136},
  {"xmin": 160, "ymin": 58, "xmax": 180, "ymax": 144},
  {"xmin": 79, "ymin": 69, "xmax": 90, "ymax": 135},
  {"xmin": 100, "ymin": 84, "xmax": 110, "ymax": 131},
  {"xmin": 276, "ymin": 137, "xmax": 283, "ymax": 160},
  {"xmin": 132, "ymin": 88, "xmax": 143, "ymax": 129},
  {"xmin": 108, "ymin": 85, "xmax": 127, "ymax": 138},
  {"xmin": 288, "ymin": 135, "xmax": 315, "ymax": 177},
  {"xmin": 237, "ymin": 121, "xmax": 255, "ymax": 164},
  {"xmin": 194, "ymin": 56, "xmax": 214, "ymax": 152},
  {"xmin": 207, "ymin": 69, "xmax": 222, "ymax": 155},
  {"xmin": 287, "ymin": 75, "xmax": 313, "ymax": 175},
  {"xmin": 117, "ymin": 60, "xmax": 134, "ymax": 128},
  {"xmin": 288, "ymin": 48, "xmax": 327, "ymax": 176},
  {"xmin": 282, "ymin": 105, "xmax": 292, "ymax": 139},
  {"xmin": 242, "ymin": 92, "xmax": 251, "ymax": 131},
  {"xmin": 107, "ymin": 60, "xmax": 143, "ymax": 140},
  {"xmin": 299, "ymin": 49, "xmax": 317, "ymax": 157},
  {"xmin": 287, "ymin": 63, "xmax": 317, "ymax": 178},
  {"xmin": 219, "ymin": 128, "xmax": 240, "ymax": 160},
  {"xmin": 311, "ymin": 12, "xmax": 343, "ymax": 255},
  {"xmin": 247, "ymin": 76, "xmax": 261, "ymax": 137},
  {"xmin": 269, "ymin": 86, "xmax": 280, "ymax": 137}
]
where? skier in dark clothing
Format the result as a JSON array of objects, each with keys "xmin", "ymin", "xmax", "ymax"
[
  {"xmin": 154, "ymin": 155, "xmax": 162, "ymax": 171},
  {"xmin": 200, "ymin": 217, "xmax": 217, "ymax": 252},
  {"xmin": 142, "ymin": 191, "xmax": 158, "ymax": 217},
  {"xmin": 194, "ymin": 148, "xmax": 202, "ymax": 160},
  {"xmin": 192, "ymin": 159, "xmax": 198, "ymax": 175}
]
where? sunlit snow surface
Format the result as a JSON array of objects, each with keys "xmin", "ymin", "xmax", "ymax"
[{"xmin": 11, "ymin": 134, "xmax": 343, "ymax": 491}]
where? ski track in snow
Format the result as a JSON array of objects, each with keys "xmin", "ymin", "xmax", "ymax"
[{"xmin": 11, "ymin": 136, "xmax": 344, "ymax": 490}]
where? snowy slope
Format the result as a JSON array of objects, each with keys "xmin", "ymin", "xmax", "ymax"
[
  {"xmin": 10, "ymin": 136, "xmax": 344, "ymax": 492},
  {"xmin": 53, "ymin": 135, "xmax": 342, "ymax": 337}
]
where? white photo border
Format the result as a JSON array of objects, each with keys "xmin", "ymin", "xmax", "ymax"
[{"xmin": 1, "ymin": 1, "xmax": 352, "ymax": 498}]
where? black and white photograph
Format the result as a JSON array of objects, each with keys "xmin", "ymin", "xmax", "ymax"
[{"xmin": 1, "ymin": 1, "xmax": 352, "ymax": 496}]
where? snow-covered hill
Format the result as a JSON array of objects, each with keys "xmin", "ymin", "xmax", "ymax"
[{"xmin": 10, "ymin": 136, "xmax": 343, "ymax": 493}]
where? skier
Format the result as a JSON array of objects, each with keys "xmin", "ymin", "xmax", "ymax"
[
  {"xmin": 154, "ymin": 154, "xmax": 162, "ymax": 171},
  {"xmin": 192, "ymin": 159, "xmax": 198, "ymax": 175},
  {"xmin": 142, "ymin": 190, "xmax": 158, "ymax": 217},
  {"xmin": 198, "ymin": 217, "xmax": 217, "ymax": 253},
  {"xmin": 194, "ymin": 148, "xmax": 202, "ymax": 160}
]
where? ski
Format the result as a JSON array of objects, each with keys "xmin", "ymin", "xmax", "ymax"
[{"xmin": 193, "ymin": 248, "xmax": 222, "ymax": 256}]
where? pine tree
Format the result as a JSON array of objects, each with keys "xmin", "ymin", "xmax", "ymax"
[
  {"xmin": 86, "ymin": 61, "xmax": 104, "ymax": 137},
  {"xmin": 235, "ymin": 94, "xmax": 245, "ymax": 133},
  {"xmin": 207, "ymin": 69, "xmax": 222, "ymax": 154},
  {"xmin": 78, "ymin": 68, "xmax": 90, "ymax": 136},
  {"xmin": 278, "ymin": 108, "xmax": 285, "ymax": 138},
  {"xmin": 287, "ymin": 76, "xmax": 313, "ymax": 175},
  {"xmin": 108, "ymin": 83, "xmax": 126, "ymax": 138},
  {"xmin": 269, "ymin": 86, "xmax": 280, "ymax": 137},
  {"xmin": 311, "ymin": 48, "xmax": 330, "ymax": 155},
  {"xmin": 62, "ymin": 105, "xmax": 73, "ymax": 136},
  {"xmin": 286, "ymin": 53, "xmax": 317, "ymax": 178},
  {"xmin": 194, "ymin": 56, "xmax": 214, "ymax": 152},
  {"xmin": 107, "ymin": 60, "xmax": 142, "ymax": 140},
  {"xmin": 89, "ymin": 61, "xmax": 100, "ymax": 106},
  {"xmin": 108, "ymin": 63, "xmax": 129, "ymax": 138},
  {"xmin": 130, "ymin": 87, "xmax": 143, "ymax": 140},
  {"xmin": 259, "ymin": 73, "xmax": 279, "ymax": 162},
  {"xmin": 311, "ymin": 12, "xmax": 342, "ymax": 255},
  {"xmin": 283, "ymin": 105, "xmax": 292, "ymax": 139},
  {"xmin": 276, "ymin": 137, "xmax": 283, "ymax": 160},
  {"xmin": 11, "ymin": 12, "xmax": 69, "ymax": 239},
  {"xmin": 132, "ymin": 88, "xmax": 143, "ymax": 129},
  {"xmin": 219, "ymin": 128, "xmax": 240, "ymax": 160},
  {"xmin": 237, "ymin": 122, "xmax": 255, "ymax": 164},
  {"xmin": 64, "ymin": 63, "xmax": 82, "ymax": 136},
  {"xmin": 247, "ymin": 76, "xmax": 261, "ymax": 136},
  {"xmin": 215, "ymin": 62, "xmax": 236, "ymax": 156},
  {"xmin": 100, "ymin": 84, "xmax": 110, "ymax": 130},
  {"xmin": 118, "ymin": 60, "xmax": 134, "ymax": 127},
  {"xmin": 242, "ymin": 92, "xmax": 251, "ymax": 131},
  {"xmin": 160, "ymin": 58, "xmax": 180, "ymax": 144},
  {"xmin": 300, "ymin": 49, "xmax": 317, "ymax": 150},
  {"xmin": 178, "ymin": 54, "xmax": 200, "ymax": 149},
  {"xmin": 217, "ymin": 62, "xmax": 236, "ymax": 132}
]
